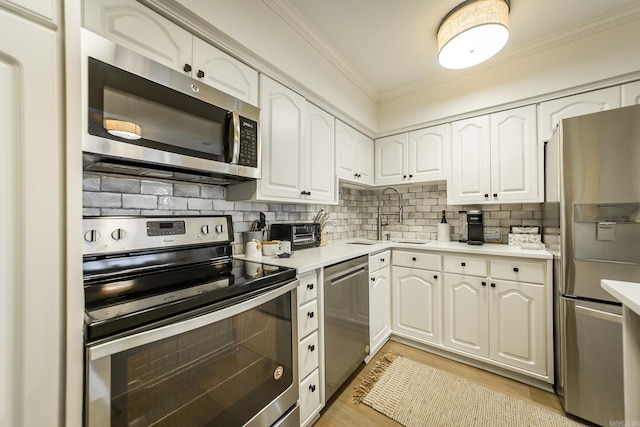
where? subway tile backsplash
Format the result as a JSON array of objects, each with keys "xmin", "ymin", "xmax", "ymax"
[{"xmin": 83, "ymin": 173, "xmax": 542, "ymax": 253}]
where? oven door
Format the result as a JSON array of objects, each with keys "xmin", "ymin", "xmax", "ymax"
[{"xmin": 86, "ymin": 280, "xmax": 298, "ymax": 427}]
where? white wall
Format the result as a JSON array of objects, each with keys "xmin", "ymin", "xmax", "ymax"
[
  {"xmin": 377, "ymin": 15, "xmax": 640, "ymax": 134},
  {"xmin": 176, "ymin": 0, "xmax": 378, "ymax": 135}
]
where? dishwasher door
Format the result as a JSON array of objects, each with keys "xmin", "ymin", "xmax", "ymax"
[{"xmin": 323, "ymin": 256, "xmax": 370, "ymax": 401}]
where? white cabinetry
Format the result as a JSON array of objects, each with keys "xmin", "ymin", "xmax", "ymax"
[
  {"xmin": 538, "ymin": 86, "xmax": 620, "ymax": 143},
  {"xmin": 391, "ymin": 251, "xmax": 442, "ymax": 344},
  {"xmin": 336, "ymin": 120, "xmax": 373, "ymax": 185},
  {"xmin": 375, "ymin": 124, "xmax": 451, "ymax": 186},
  {"xmin": 1, "ymin": 7, "xmax": 63, "ymax": 426},
  {"xmin": 622, "ymin": 81, "xmax": 640, "ymax": 106},
  {"xmin": 449, "ymin": 105, "xmax": 540, "ymax": 204},
  {"xmin": 369, "ymin": 251, "xmax": 391, "ymax": 358},
  {"xmin": 443, "ymin": 255, "xmax": 548, "ymax": 376},
  {"xmin": 297, "ymin": 272, "xmax": 323, "ymax": 426},
  {"xmin": 228, "ymin": 76, "xmax": 337, "ymax": 204},
  {"xmin": 5, "ymin": 0, "xmax": 57, "ymax": 24},
  {"xmin": 83, "ymin": 0, "xmax": 258, "ymax": 105}
]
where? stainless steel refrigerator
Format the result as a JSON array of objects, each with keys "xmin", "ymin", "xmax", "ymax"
[{"xmin": 543, "ymin": 103, "xmax": 640, "ymax": 426}]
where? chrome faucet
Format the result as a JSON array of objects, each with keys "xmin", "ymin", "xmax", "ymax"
[{"xmin": 377, "ymin": 187, "xmax": 403, "ymax": 240}]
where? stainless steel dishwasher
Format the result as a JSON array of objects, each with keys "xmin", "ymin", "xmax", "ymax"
[{"xmin": 323, "ymin": 255, "xmax": 370, "ymax": 401}]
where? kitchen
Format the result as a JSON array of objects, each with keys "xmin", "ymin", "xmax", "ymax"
[{"xmin": 2, "ymin": 0, "xmax": 640, "ymax": 426}]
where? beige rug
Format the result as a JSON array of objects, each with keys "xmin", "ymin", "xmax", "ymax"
[{"xmin": 353, "ymin": 353, "xmax": 584, "ymax": 427}]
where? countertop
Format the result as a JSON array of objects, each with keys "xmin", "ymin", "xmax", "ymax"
[
  {"xmin": 237, "ymin": 238, "xmax": 552, "ymax": 274},
  {"xmin": 601, "ymin": 280, "xmax": 640, "ymax": 316}
]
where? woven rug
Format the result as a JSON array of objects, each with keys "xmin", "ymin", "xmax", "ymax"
[{"xmin": 353, "ymin": 353, "xmax": 584, "ymax": 427}]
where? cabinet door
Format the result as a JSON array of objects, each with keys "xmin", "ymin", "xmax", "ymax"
[
  {"xmin": 299, "ymin": 369, "xmax": 322, "ymax": 426},
  {"xmin": 443, "ymin": 274, "xmax": 489, "ymax": 357},
  {"xmin": 409, "ymin": 124, "xmax": 451, "ymax": 182},
  {"xmin": 490, "ymin": 105, "xmax": 541, "ymax": 203},
  {"xmin": 449, "ymin": 116, "xmax": 491, "ymax": 204},
  {"xmin": 489, "ymin": 280, "xmax": 546, "ymax": 375},
  {"xmin": 192, "ymin": 37, "xmax": 258, "ymax": 106},
  {"xmin": 356, "ymin": 132, "xmax": 374, "ymax": 185},
  {"xmin": 258, "ymin": 75, "xmax": 305, "ymax": 199},
  {"xmin": 6, "ymin": 0, "xmax": 57, "ymax": 24},
  {"xmin": 374, "ymin": 134, "xmax": 407, "ymax": 185},
  {"xmin": 538, "ymin": 87, "xmax": 620, "ymax": 143},
  {"xmin": 622, "ymin": 81, "xmax": 640, "ymax": 107},
  {"xmin": 335, "ymin": 119, "xmax": 357, "ymax": 180},
  {"xmin": 392, "ymin": 267, "xmax": 441, "ymax": 344},
  {"xmin": 305, "ymin": 103, "xmax": 336, "ymax": 203},
  {"xmin": 370, "ymin": 266, "xmax": 391, "ymax": 353},
  {"xmin": 83, "ymin": 0, "xmax": 192, "ymax": 73}
]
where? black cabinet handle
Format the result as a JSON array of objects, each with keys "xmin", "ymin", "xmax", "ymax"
[
  {"xmin": 183, "ymin": 63, "xmax": 192, "ymax": 73},
  {"xmin": 409, "ymin": 174, "xmax": 413, "ymax": 178},
  {"xmin": 412, "ymin": 257, "xmax": 417, "ymax": 261},
  {"xmin": 197, "ymin": 69, "xmax": 205, "ymax": 78},
  {"xmin": 482, "ymin": 281, "xmax": 487, "ymax": 286},
  {"xmin": 381, "ymin": 258, "xmax": 385, "ymax": 262},
  {"xmin": 434, "ymin": 275, "xmax": 438, "ymax": 279},
  {"xmin": 484, "ymin": 194, "xmax": 489, "ymax": 198},
  {"xmin": 513, "ymin": 267, "xmax": 519, "ymax": 272},
  {"xmin": 403, "ymin": 175, "xmax": 407, "ymax": 179},
  {"xmin": 371, "ymin": 277, "xmax": 375, "ymax": 282},
  {"xmin": 307, "ymin": 283, "xmax": 314, "ymax": 290},
  {"xmin": 309, "ymin": 384, "xmax": 316, "ymax": 392},
  {"xmin": 491, "ymin": 283, "xmax": 496, "ymax": 288},
  {"xmin": 308, "ymin": 344, "xmax": 315, "ymax": 352},
  {"xmin": 461, "ymin": 262, "xmax": 466, "ymax": 267},
  {"xmin": 493, "ymin": 193, "xmax": 498, "ymax": 198},
  {"xmin": 307, "ymin": 312, "xmax": 314, "ymax": 318}
]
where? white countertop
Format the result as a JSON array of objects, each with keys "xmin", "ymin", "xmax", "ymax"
[
  {"xmin": 237, "ymin": 238, "xmax": 552, "ymax": 274},
  {"xmin": 602, "ymin": 280, "xmax": 640, "ymax": 316}
]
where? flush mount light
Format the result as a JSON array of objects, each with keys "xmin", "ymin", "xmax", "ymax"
[
  {"xmin": 437, "ymin": 0, "xmax": 510, "ymax": 69},
  {"xmin": 104, "ymin": 119, "xmax": 142, "ymax": 140}
]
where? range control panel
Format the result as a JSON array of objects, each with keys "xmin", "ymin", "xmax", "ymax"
[{"xmin": 82, "ymin": 216, "xmax": 232, "ymax": 256}]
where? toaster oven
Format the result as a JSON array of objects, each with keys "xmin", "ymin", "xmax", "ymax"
[{"xmin": 270, "ymin": 223, "xmax": 320, "ymax": 250}]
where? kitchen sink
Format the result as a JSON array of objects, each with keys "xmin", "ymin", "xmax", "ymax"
[
  {"xmin": 392, "ymin": 239, "xmax": 432, "ymax": 245},
  {"xmin": 348, "ymin": 239, "xmax": 381, "ymax": 245}
]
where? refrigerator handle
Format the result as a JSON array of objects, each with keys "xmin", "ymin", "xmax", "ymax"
[{"xmin": 575, "ymin": 305, "xmax": 622, "ymax": 324}]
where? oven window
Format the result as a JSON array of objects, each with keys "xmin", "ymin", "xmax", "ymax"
[{"xmin": 102, "ymin": 293, "xmax": 293, "ymax": 426}]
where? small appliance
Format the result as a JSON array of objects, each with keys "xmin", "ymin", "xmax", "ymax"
[
  {"xmin": 270, "ymin": 223, "xmax": 321, "ymax": 250},
  {"xmin": 467, "ymin": 211, "xmax": 484, "ymax": 245}
]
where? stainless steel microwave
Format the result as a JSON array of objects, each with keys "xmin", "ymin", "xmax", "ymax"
[{"xmin": 81, "ymin": 29, "xmax": 261, "ymax": 185}]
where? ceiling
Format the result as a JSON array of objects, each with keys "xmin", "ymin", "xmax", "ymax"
[{"xmin": 275, "ymin": 0, "xmax": 640, "ymax": 100}]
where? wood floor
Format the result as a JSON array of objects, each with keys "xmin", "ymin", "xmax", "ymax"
[{"xmin": 315, "ymin": 340, "xmax": 570, "ymax": 427}]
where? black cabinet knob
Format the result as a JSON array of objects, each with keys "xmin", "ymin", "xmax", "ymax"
[
  {"xmin": 482, "ymin": 281, "xmax": 487, "ymax": 286},
  {"xmin": 307, "ymin": 312, "xmax": 314, "ymax": 318},
  {"xmin": 197, "ymin": 69, "xmax": 205, "ymax": 78},
  {"xmin": 484, "ymin": 194, "xmax": 489, "ymax": 198},
  {"xmin": 307, "ymin": 283, "xmax": 314, "ymax": 290},
  {"xmin": 371, "ymin": 277, "xmax": 375, "ymax": 282},
  {"xmin": 381, "ymin": 258, "xmax": 385, "ymax": 262},
  {"xmin": 491, "ymin": 283, "xmax": 496, "ymax": 288},
  {"xmin": 493, "ymin": 193, "xmax": 498, "ymax": 198},
  {"xmin": 412, "ymin": 257, "xmax": 417, "ymax": 261},
  {"xmin": 183, "ymin": 63, "xmax": 192, "ymax": 73},
  {"xmin": 403, "ymin": 175, "xmax": 407, "ymax": 179},
  {"xmin": 513, "ymin": 267, "xmax": 519, "ymax": 272},
  {"xmin": 461, "ymin": 262, "xmax": 466, "ymax": 267},
  {"xmin": 309, "ymin": 384, "xmax": 316, "ymax": 392},
  {"xmin": 308, "ymin": 344, "xmax": 315, "ymax": 352},
  {"xmin": 409, "ymin": 174, "xmax": 413, "ymax": 178},
  {"xmin": 433, "ymin": 275, "xmax": 438, "ymax": 279}
]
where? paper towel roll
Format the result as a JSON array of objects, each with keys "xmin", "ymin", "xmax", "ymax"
[{"xmin": 437, "ymin": 223, "xmax": 451, "ymax": 242}]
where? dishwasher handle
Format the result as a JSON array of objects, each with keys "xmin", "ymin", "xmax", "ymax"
[{"xmin": 326, "ymin": 263, "xmax": 368, "ymax": 285}]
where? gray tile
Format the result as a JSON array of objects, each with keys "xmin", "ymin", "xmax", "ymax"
[
  {"xmin": 201, "ymin": 185, "xmax": 224, "ymax": 199},
  {"xmin": 122, "ymin": 194, "xmax": 158, "ymax": 209},
  {"xmin": 101, "ymin": 176, "xmax": 141, "ymax": 193},
  {"xmin": 141, "ymin": 180, "xmax": 173, "ymax": 196},
  {"xmin": 187, "ymin": 198, "xmax": 213, "ymax": 211},
  {"xmin": 174, "ymin": 183, "xmax": 200, "ymax": 197},
  {"xmin": 83, "ymin": 191, "xmax": 121, "ymax": 208},
  {"xmin": 83, "ymin": 174, "xmax": 101, "ymax": 191},
  {"xmin": 158, "ymin": 196, "xmax": 188, "ymax": 210}
]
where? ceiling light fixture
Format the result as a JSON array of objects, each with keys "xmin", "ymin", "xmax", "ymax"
[{"xmin": 437, "ymin": 0, "xmax": 510, "ymax": 70}]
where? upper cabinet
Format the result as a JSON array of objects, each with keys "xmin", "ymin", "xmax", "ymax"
[
  {"xmin": 6, "ymin": 0, "xmax": 57, "ymax": 26},
  {"xmin": 538, "ymin": 87, "xmax": 620, "ymax": 143},
  {"xmin": 336, "ymin": 120, "xmax": 373, "ymax": 186},
  {"xmin": 227, "ymin": 76, "xmax": 337, "ymax": 204},
  {"xmin": 622, "ymin": 81, "xmax": 640, "ymax": 107},
  {"xmin": 83, "ymin": 0, "xmax": 258, "ymax": 105},
  {"xmin": 374, "ymin": 124, "xmax": 451, "ymax": 186},
  {"xmin": 449, "ymin": 105, "xmax": 540, "ymax": 205}
]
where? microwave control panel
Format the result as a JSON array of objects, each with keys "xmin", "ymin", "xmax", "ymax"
[{"xmin": 238, "ymin": 117, "xmax": 258, "ymax": 167}]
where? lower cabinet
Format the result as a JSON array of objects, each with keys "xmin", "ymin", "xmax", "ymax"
[
  {"xmin": 297, "ymin": 271, "xmax": 323, "ymax": 426},
  {"xmin": 369, "ymin": 251, "xmax": 391, "ymax": 357}
]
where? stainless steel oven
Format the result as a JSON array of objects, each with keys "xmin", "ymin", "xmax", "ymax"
[{"xmin": 83, "ymin": 216, "xmax": 299, "ymax": 426}]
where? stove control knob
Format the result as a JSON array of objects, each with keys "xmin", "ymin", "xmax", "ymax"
[
  {"xmin": 215, "ymin": 224, "xmax": 224, "ymax": 234},
  {"xmin": 201, "ymin": 225, "xmax": 210, "ymax": 235},
  {"xmin": 83, "ymin": 229, "xmax": 101, "ymax": 243},
  {"xmin": 111, "ymin": 228, "xmax": 127, "ymax": 241}
]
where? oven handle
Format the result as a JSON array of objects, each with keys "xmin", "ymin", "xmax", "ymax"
[{"xmin": 88, "ymin": 279, "xmax": 299, "ymax": 361}]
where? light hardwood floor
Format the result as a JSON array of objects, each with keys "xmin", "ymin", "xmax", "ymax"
[{"xmin": 315, "ymin": 340, "xmax": 572, "ymax": 427}]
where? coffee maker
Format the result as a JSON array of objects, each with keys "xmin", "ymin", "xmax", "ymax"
[{"xmin": 467, "ymin": 210, "xmax": 484, "ymax": 245}]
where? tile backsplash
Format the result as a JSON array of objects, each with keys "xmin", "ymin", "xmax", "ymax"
[{"xmin": 83, "ymin": 173, "xmax": 542, "ymax": 253}]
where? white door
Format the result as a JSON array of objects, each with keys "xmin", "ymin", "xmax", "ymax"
[
  {"xmin": 489, "ymin": 280, "xmax": 546, "ymax": 374},
  {"xmin": 538, "ymin": 86, "xmax": 621, "ymax": 143},
  {"xmin": 409, "ymin": 123, "xmax": 451, "ymax": 182},
  {"xmin": 443, "ymin": 274, "xmax": 489, "ymax": 357},
  {"xmin": 192, "ymin": 37, "xmax": 258, "ymax": 105},
  {"xmin": 258, "ymin": 75, "xmax": 305, "ymax": 199},
  {"xmin": 490, "ymin": 105, "xmax": 541, "ymax": 203},
  {"xmin": 392, "ymin": 267, "xmax": 441, "ymax": 344},
  {"xmin": 84, "ymin": 0, "xmax": 192, "ymax": 73},
  {"xmin": 335, "ymin": 119, "xmax": 357, "ymax": 180},
  {"xmin": 370, "ymin": 266, "xmax": 391, "ymax": 352},
  {"xmin": 375, "ymin": 134, "xmax": 407, "ymax": 185},
  {"xmin": 356, "ymin": 133, "xmax": 374, "ymax": 185},
  {"xmin": 449, "ymin": 116, "xmax": 491, "ymax": 204},
  {"xmin": 305, "ymin": 103, "xmax": 336, "ymax": 203}
]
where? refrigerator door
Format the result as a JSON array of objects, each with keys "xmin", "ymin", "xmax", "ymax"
[{"xmin": 560, "ymin": 297, "xmax": 624, "ymax": 426}]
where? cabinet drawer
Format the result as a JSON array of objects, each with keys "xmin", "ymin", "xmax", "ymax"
[
  {"xmin": 490, "ymin": 259, "xmax": 545, "ymax": 284},
  {"xmin": 370, "ymin": 250, "xmax": 391, "ymax": 272},
  {"xmin": 298, "ymin": 332, "xmax": 319, "ymax": 380},
  {"xmin": 298, "ymin": 299, "xmax": 318, "ymax": 339},
  {"xmin": 299, "ymin": 369, "xmax": 322, "ymax": 424},
  {"xmin": 393, "ymin": 250, "xmax": 440, "ymax": 270},
  {"xmin": 444, "ymin": 255, "xmax": 487, "ymax": 276},
  {"xmin": 297, "ymin": 273, "xmax": 318, "ymax": 306}
]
